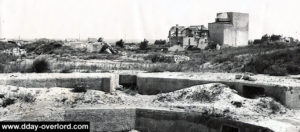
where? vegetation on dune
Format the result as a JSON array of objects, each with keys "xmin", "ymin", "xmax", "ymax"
[
  {"xmin": 178, "ymin": 42, "xmax": 298, "ymax": 73},
  {"xmin": 0, "ymin": 41, "xmax": 18, "ymax": 50},
  {"xmin": 22, "ymin": 39, "xmax": 63, "ymax": 54},
  {"xmin": 0, "ymin": 53, "xmax": 18, "ymax": 73},
  {"xmin": 243, "ymin": 47, "xmax": 300, "ymax": 76}
]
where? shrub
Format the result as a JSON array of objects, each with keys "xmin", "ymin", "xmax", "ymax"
[
  {"xmin": 2, "ymin": 98, "xmax": 15, "ymax": 107},
  {"xmin": 145, "ymin": 53, "xmax": 171, "ymax": 63},
  {"xmin": 270, "ymin": 34, "xmax": 282, "ymax": 42},
  {"xmin": 116, "ymin": 39, "xmax": 125, "ymax": 48},
  {"xmin": 154, "ymin": 40, "xmax": 166, "ymax": 45},
  {"xmin": 30, "ymin": 57, "xmax": 51, "ymax": 73},
  {"xmin": 139, "ymin": 39, "xmax": 149, "ymax": 50},
  {"xmin": 253, "ymin": 39, "xmax": 262, "ymax": 45}
]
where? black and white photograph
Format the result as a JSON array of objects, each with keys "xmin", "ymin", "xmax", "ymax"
[{"xmin": 0, "ymin": 0, "xmax": 300, "ymax": 131}]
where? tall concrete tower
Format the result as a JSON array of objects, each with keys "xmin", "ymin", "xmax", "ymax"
[{"xmin": 208, "ymin": 12, "xmax": 249, "ymax": 47}]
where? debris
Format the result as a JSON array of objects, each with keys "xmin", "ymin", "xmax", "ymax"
[{"xmin": 235, "ymin": 74, "xmax": 256, "ymax": 81}]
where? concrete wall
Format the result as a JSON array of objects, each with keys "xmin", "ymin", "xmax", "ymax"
[
  {"xmin": 119, "ymin": 73, "xmax": 137, "ymax": 87},
  {"xmin": 64, "ymin": 108, "xmax": 273, "ymax": 132},
  {"xmin": 136, "ymin": 73, "xmax": 300, "ymax": 109},
  {"xmin": 0, "ymin": 73, "xmax": 117, "ymax": 93}
]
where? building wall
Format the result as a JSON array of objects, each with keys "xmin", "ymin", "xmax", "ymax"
[
  {"xmin": 208, "ymin": 23, "xmax": 228, "ymax": 45},
  {"xmin": 183, "ymin": 37, "xmax": 197, "ymax": 47},
  {"xmin": 209, "ymin": 12, "xmax": 249, "ymax": 47},
  {"xmin": 169, "ymin": 37, "xmax": 184, "ymax": 46}
]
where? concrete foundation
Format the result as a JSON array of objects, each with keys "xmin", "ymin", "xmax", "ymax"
[
  {"xmin": 65, "ymin": 108, "xmax": 273, "ymax": 132},
  {"xmin": 0, "ymin": 73, "xmax": 117, "ymax": 93},
  {"xmin": 136, "ymin": 72, "xmax": 300, "ymax": 109}
]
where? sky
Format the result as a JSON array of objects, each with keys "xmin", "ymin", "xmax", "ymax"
[{"xmin": 0, "ymin": 0, "xmax": 300, "ymax": 41}]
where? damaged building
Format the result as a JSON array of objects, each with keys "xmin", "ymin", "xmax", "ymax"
[
  {"xmin": 168, "ymin": 12, "xmax": 249, "ymax": 50},
  {"xmin": 168, "ymin": 25, "xmax": 209, "ymax": 50}
]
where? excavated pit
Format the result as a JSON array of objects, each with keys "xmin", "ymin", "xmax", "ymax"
[{"xmin": 65, "ymin": 108, "xmax": 274, "ymax": 132}]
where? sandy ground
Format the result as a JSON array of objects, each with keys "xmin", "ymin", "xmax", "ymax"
[{"xmin": 0, "ymin": 83, "xmax": 299, "ymax": 132}]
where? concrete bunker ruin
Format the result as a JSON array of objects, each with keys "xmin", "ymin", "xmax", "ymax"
[
  {"xmin": 133, "ymin": 72, "xmax": 300, "ymax": 109},
  {"xmin": 65, "ymin": 108, "xmax": 273, "ymax": 132}
]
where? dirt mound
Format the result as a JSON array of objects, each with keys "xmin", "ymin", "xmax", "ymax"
[
  {"xmin": 156, "ymin": 83, "xmax": 230, "ymax": 103},
  {"xmin": 154, "ymin": 83, "xmax": 289, "ymax": 119}
]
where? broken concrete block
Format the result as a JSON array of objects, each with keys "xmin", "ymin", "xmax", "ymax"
[{"xmin": 242, "ymin": 75, "xmax": 256, "ymax": 81}]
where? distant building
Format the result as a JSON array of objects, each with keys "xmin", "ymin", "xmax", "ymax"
[
  {"xmin": 67, "ymin": 42, "xmax": 87, "ymax": 49},
  {"xmin": 65, "ymin": 38, "xmax": 80, "ymax": 42},
  {"xmin": 87, "ymin": 38, "xmax": 98, "ymax": 43},
  {"xmin": 208, "ymin": 12, "xmax": 249, "ymax": 47},
  {"xmin": 86, "ymin": 42, "xmax": 104, "ymax": 53},
  {"xmin": 168, "ymin": 25, "xmax": 209, "ymax": 50},
  {"xmin": 2, "ymin": 47, "xmax": 26, "ymax": 56},
  {"xmin": 0, "ymin": 38, "xmax": 7, "ymax": 42}
]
